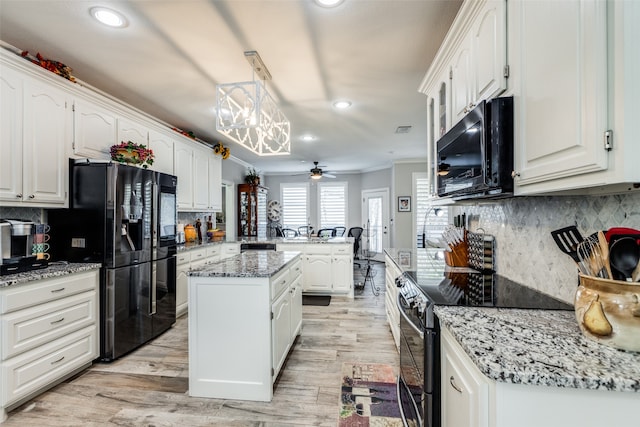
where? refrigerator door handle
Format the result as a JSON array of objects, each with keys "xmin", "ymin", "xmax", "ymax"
[
  {"xmin": 151, "ymin": 262, "xmax": 157, "ymax": 315},
  {"xmin": 152, "ymin": 181, "xmax": 158, "ymax": 254}
]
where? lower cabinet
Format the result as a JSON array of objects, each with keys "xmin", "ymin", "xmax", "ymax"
[
  {"xmin": 290, "ymin": 275, "xmax": 303, "ymax": 337},
  {"xmin": 0, "ymin": 269, "xmax": 99, "ymax": 422},
  {"xmin": 440, "ymin": 326, "xmax": 640, "ymax": 427},
  {"xmin": 175, "ymin": 251, "xmax": 192, "ymax": 318},
  {"xmin": 271, "ymin": 278, "xmax": 292, "ymax": 377}
]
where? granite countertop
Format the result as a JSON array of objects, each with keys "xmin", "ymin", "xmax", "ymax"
[
  {"xmin": 188, "ymin": 250, "xmax": 301, "ymax": 278},
  {"xmin": 435, "ymin": 306, "xmax": 640, "ymax": 393},
  {"xmin": 0, "ymin": 262, "xmax": 102, "ymax": 287}
]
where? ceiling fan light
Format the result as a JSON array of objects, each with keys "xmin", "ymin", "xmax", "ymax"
[
  {"xmin": 90, "ymin": 7, "xmax": 128, "ymax": 28},
  {"xmin": 311, "ymin": 174, "xmax": 322, "ymax": 180}
]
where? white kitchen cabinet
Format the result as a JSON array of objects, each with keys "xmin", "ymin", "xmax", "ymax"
[
  {"xmin": 72, "ymin": 96, "xmax": 116, "ymax": 160},
  {"xmin": 0, "ymin": 72, "xmax": 70, "ymax": 206},
  {"xmin": 472, "ymin": 0, "xmax": 507, "ymax": 104},
  {"xmin": 0, "ymin": 269, "xmax": 99, "ymax": 421},
  {"xmin": 303, "ymin": 254, "xmax": 332, "ymax": 292},
  {"xmin": 451, "ymin": 33, "xmax": 473, "ymax": 123},
  {"xmin": 192, "ymin": 144, "xmax": 209, "ymax": 211},
  {"xmin": 174, "ymin": 141, "xmax": 194, "ymax": 210},
  {"xmin": 117, "ymin": 116, "xmax": 148, "ymax": 147},
  {"xmin": 384, "ymin": 254, "xmax": 401, "ymax": 350},
  {"xmin": 148, "ymin": 129, "xmax": 175, "ymax": 175},
  {"xmin": 221, "ymin": 243, "xmax": 240, "ymax": 259},
  {"xmin": 1, "ymin": 58, "xmax": 70, "ymax": 207},
  {"xmin": 510, "ymin": 0, "xmax": 609, "ymax": 191},
  {"xmin": 175, "ymin": 251, "xmax": 191, "ymax": 318},
  {"xmin": 271, "ymin": 270, "xmax": 291, "ymax": 378},
  {"xmin": 440, "ymin": 326, "xmax": 640, "ymax": 427},
  {"xmin": 441, "ymin": 327, "xmax": 490, "ymax": 427},
  {"xmin": 331, "ymin": 255, "xmax": 352, "ymax": 292},
  {"xmin": 290, "ymin": 274, "xmax": 303, "ymax": 337},
  {"xmin": 208, "ymin": 153, "xmax": 222, "ymax": 211}
]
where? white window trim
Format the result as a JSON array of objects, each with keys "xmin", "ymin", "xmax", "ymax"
[{"xmin": 316, "ymin": 181, "xmax": 348, "ymax": 229}]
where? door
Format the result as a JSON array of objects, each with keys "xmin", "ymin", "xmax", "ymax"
[
  {"xmin": 361, "ymin": 188, "xmax": 389, "ymax": 262},
  {"xmin": 222, "ymin": 180, "xmax": 236, "ymax": 240}
]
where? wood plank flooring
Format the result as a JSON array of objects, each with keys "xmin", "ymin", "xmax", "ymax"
[{"xmin": 4, "ymin": 262, "xmax": 397, "ymax": 426}]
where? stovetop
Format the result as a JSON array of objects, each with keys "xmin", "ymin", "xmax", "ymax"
[{"xmin": 403, "ymin": 269, "xmax": 573, "ymax": 311}]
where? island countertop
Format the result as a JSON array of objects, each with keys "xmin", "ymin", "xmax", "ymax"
[
  {"xmin": 435, "ymin": 306, "xmax": 640, "ymax": 393},
  {"xmin": 187, "ymin": 250, "xmax": 301, "ymax": 278}
]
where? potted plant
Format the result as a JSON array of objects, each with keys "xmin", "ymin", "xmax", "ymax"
[
  {"xmin": 110, "ymin": 141, "xmax": 155, "ymax": 169},
  {"xmin": 245, "ymin": 167, "xmax": 260, "ymax": 185}
]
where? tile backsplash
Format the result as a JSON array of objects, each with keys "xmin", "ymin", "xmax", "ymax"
[
  {"xmin": 452, "ymin": 192, "xmax": 640, "ymax": 304},
  {"xmin": 0, "ymin": 207, "xmax": 43, "ymax": 224}
]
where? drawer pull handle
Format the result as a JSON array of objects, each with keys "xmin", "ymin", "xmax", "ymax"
[
  {"xmin": 450, "ymin": 376, "xmax": 463, "ymax": 393},
  {"xmin": 51, "ymin": 287, "xmax": 66, "ymax": 293},
  {"xmin": 51, "ymin": 356, "xmax": 65, "ymax": 365},
  {"xmin": 50, "ymin": 317, "xmax": 65, "ymax": 325}
]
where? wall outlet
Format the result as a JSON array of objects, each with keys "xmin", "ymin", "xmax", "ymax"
[{"xmin": 71, "ymin": 238, "xmax": 86, "ymax": 248}]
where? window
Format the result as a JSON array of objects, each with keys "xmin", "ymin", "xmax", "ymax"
[
  {"xmin": 318, "ymin": 182, "xmax": 347, "ymax": 229},
  {"xmin": 414, "ymin": 173, "xmax": 448, "ymax": 248},
  {"xmin": 280, "ymin": 183, "xmax": 309, "ymax": 230}
]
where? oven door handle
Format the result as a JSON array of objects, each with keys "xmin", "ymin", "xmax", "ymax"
[{"xmin": 397, "ymin": 293, "xmax": 424, "ymax": 340}]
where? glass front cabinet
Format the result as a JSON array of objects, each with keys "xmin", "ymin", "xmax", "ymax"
[{"xmin": 237, "ymin": 184, "xmax": 268, "ymax": 238}]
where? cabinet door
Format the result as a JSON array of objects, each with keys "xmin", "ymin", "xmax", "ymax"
[
  {"xmin": 451, "ymin": 35, "xmax": 473, "ymax": 124},
  {"xmin": 0, "ymin": 65, "xmax": 23, "ymax": 202},
  {"xmin": 192, "ymin": 144, "xmax": 209, "ymax": 210},
  {"xmin": 73, "ymin": 97, "xmax": 116, "ymax": 160},
  {"xmin": 511, "ymin": 0, "xmax": 608, "ymax": 188},
  {"xmin": 176, "ymin": 263, "xmax": 189, "ymax": 318},
  {"xmin": 174, "ymin": 142, "xmax": 193, "ymax": 209},
  {"xmin": 437, "ymin": 73, "xmax": 451, "ymax": 138},
  {"xmin": 303, "ymin": 255, "xmax": 332, "ymax": 292},
  {"xmin": 148, "ymin": 130, "xmax": 175, "ymax": 175},
  {"xmin": 117, "ymin": 117, "xmax": 148, "ymax": 147},
  {"xmin": 208, "ymin": 154, "xmax": 222, "ymax": 211},
  {"xmin": 331, "ymin": 255, "xmax": 352, "ymax": 292},
  {"xmin": 290, "ymin": 275, "xmax": 302, "ymax": 338},
  {"xmin": 22, "ymin": 76, "xmax": 69, "ymax": 205},
  {"xmin": 472, "ymin": 0, "xmax": 507, "ymax": 103},
  {"xmin": 271, "ymin": 289, "xmax": 291, "ymax": 378},
  {"xmin": 441, "ymin": 329, "xmax": 490, "ymax": 427}
]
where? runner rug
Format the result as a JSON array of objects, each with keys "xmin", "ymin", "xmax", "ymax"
[{"xmin": 338, "ymin": 362, "xmax": 403, "ymax": 427}]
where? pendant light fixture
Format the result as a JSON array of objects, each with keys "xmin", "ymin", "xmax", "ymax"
[{"xmin": 216, "ymin": 51, "xmax": 291, "ymax": 156}]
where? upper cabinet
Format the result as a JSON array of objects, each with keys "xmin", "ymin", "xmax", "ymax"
[
  {"xmin": 420, "ymin": 0, "xmax": 507, "ymax": 197},
  {"xmin": 1, "ymin": 60, "xmax": 69, "ymax": 207},
  {"xmin": 148, "ymin": 129, "xmax": 175, "ymax": 175},
  {"xmin": 117, "ymin": 116, "xmax": 148, "ymax": 147},
  {"xmin": 510, "ymin": 0, "xmax": 608, "ymax": 192},
  {"xmin": 73, "ymin": 96, "xmax": 116, "ymax": 160}
]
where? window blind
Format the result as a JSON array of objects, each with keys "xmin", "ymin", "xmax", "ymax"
[
  {"xmin": 280, "ymin": 183, "xmax": 309, "ymax": 230},
  {"xmin": 318, "ymin": 182, "xmax": 347, "ymax": 229}
]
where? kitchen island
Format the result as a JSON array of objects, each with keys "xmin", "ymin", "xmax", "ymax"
[
  {"xmin": 187, "ymin": 250, "xmax": 302, "ymax": 402},
  {"xmin": 436, "ymin": 306, "xmax": 640, "ymax": 427}
]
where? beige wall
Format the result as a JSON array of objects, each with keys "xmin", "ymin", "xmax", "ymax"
[{"xmin": 391, "ymin": 161, "xmax": 428, "ymax": 248}]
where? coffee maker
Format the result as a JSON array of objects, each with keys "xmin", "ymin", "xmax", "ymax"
[{"xmin": 0, "ymin": 219, "xmax": 48, "ymax": 275}]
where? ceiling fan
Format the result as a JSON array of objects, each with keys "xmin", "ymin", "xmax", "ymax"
[{"xmin": 308, "ymin": 161, "xmax": 336, "ymax": 180}]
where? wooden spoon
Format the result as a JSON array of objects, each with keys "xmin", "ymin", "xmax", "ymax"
[{"xmin": 598, "ymin": 231, "xmax": 613, "ymax": 279}]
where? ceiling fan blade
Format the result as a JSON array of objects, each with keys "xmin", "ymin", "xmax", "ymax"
[{"xmin": 324, "ymin": 173, "xmax": 336, "ymax": 178}]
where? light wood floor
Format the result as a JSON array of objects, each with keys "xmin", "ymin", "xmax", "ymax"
[{"xmin": 4, "ymin": 262, "xmax": 397, "ymax": 426}]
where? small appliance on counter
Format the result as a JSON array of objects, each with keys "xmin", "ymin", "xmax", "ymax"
[{"xmin": 0, "ymin": 219, "xmax": 48, "ymax": 275}]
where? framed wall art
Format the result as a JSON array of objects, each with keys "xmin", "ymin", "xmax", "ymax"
[{"xmin": 398, "ymin": 196, "xmax": 411, "ymax": 212}]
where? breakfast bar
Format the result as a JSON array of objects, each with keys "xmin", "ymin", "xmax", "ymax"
[{"xmin": 187, "ymin": 250, "xmax": 302, "ymax": 402}]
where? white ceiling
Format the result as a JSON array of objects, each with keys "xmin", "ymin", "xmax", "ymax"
[{"xmin": 0, "ymin": 0, "xmax": 461, "ymax": 177}]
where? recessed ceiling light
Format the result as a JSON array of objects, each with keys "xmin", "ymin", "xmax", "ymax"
[
  {"xmin": 90, "ymin": 7, "xmax": 128, "ymax": 28},
  {"xmin": 315, "ymin": 0, "xmax": 345, "ymax": 7},
  {"xmin": 302, "ymin": 135, "xmax": 315, "ymax": 142},
  {"xmin": 333, "ymin": 100, "xmax": 352, "ymax": 110}
]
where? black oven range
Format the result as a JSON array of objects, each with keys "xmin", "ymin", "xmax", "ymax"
[{"xmin": 395, "ymin": 255, "xmax": 572, "ymax": 427}]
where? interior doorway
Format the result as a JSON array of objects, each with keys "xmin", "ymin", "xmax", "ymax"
[
  {"xmin": 361, "ymin": 188, "xmax": 389, "ymax": 262},
  {"xmin": 220, "ymin": 180, "xmax": 235, "ymax": 240}
]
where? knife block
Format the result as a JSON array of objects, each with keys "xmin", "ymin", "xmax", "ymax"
[{"xmin": 444, "ymin": 241, "xmax": 468, "ymax": 267}]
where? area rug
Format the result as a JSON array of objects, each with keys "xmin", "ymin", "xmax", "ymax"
[
  {"xmin": 338, "ymin": 362, "xmax": 403, "ymax": 427},
  {"xmin": 302, "ymin": 295, "xmax": 331, "ymax": 306}
]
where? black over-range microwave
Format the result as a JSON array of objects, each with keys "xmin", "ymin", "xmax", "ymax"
[{"xmin": 437, "ymin": 96, "xmax": 514, "ymax": 199}]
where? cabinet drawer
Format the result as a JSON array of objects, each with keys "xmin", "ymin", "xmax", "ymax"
[
  {"xmin": 305, "ymin": 245, "xmax": 332, "ymax": 255},
  {"xmin": 2, "ymin": 290, "xmax": 97, "ymax": 360},
  {"xmin": 332, "ymin": 245, "xmax": 351, "ymax": 255},
  {"xmin": 271, "ymin": 269, "xmax": 291, "ymax": 299},
  {"xmin": 288, "ymin": 260, "xmax": 303, "ymax": 281},
  {"xmin": 1, "ymin": 270, "xmax": 98, "ymax": 314},
  {"xmin": 176, "ymin": 252, "xmax": 191, "ymax": 265},
  {"xmin": 1, "ymin": 325, "xmax": 97, "ymax": 407},
  {"xmin": 206, "ymin": 245, "xmax": 221, "ymax": 258},
  {"xmin": 222, "ymin": 244, "xmax": 240, "ymax": 256},
  {"xmin": 189, "ymin": 248, "xmax": 207, "ymax": 262}
]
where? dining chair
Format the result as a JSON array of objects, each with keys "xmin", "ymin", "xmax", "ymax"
[
  {"xmin": 317, "ymin": 228, "xmax": 336, "ymax": 238},
  {"xmin": 298, "ymin": 225, "xmax": 311, "ymax": 236},
  {"xmin": 281, "ymin": 228, "xmax": 298, "ymax": 238},
  {"xmin": 334, "ymin": 226, "xmax": 346, "ymax": 237}
]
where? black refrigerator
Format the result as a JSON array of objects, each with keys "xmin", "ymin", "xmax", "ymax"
[{"xmin": 49, "ymin": 160, "xmax": 177, "ymax": 361}]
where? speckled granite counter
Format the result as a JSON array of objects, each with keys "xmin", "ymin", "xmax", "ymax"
[
  {"xmin": 435, "ymin": 306, "xmax": 640, "ymax": 392},
  {"xmin": 188, "ymin": 250, "xmax": 300, "ymax": 278},
  {"xmin": 0, "ymin": 262, "xmax": 102, "ymax": 287},
  {"xmin": 178, "ymin": 236, "xmax": 352, "ymax": 253}
]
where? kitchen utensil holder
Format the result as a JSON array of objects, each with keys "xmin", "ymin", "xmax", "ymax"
[
  {"xmin": 467, "ymin": 231, "xmax": 496, "ymax": 272},
  {"xmin": 444, "ymin": 237, "xmax": 468, "ymax": 267}
]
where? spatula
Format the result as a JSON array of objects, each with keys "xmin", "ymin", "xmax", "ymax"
[{"xmin": 551, "ymin": 226, "xmax": 584, "ymax": 264}]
